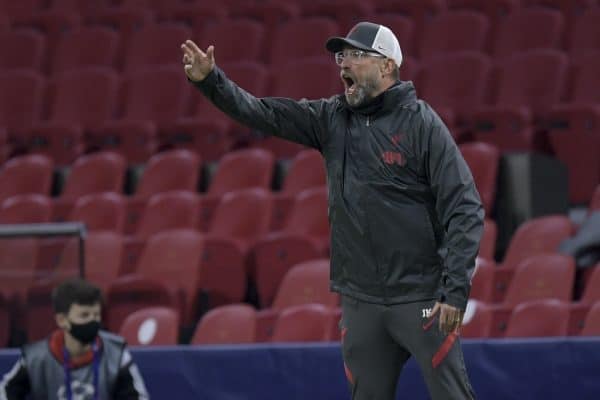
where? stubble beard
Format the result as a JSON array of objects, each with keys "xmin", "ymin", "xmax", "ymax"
[{"xmin": 345, "ymin": 74, "xmax": 380, "ymax": 107}]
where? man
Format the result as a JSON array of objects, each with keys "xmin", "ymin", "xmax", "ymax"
[
  {"xmin": 0, "ymin": 278, "xmax": 149, "ymax": 399},
  {"xmin": 181, "ymin": 21, "xmax": 483, "ymax": 400}
]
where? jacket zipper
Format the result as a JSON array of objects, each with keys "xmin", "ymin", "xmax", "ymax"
[{"xmin": 366, "ymin": 116, "xmax": 370, "ymax": 126}]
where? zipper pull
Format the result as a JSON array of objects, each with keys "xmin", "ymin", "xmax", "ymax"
[{"xmin": 366, "ymin": 116, "xmax": 370, "ymax": 127}]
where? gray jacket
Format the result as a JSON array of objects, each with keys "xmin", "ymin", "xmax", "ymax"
[
  {"xmin": 0, "ymin": 331, "xmax": 149, "ymax": 400},
  {"xmin": 194, "ymin": 67, "xmax": 484, "ymax": 310}
]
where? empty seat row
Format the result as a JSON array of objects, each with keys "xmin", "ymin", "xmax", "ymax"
[
  {"xmin": 0, "ymin": 141, "xmax": 501, "ymax": 219},
  {"xmin": 2, "ymin": 3, "xmax": 599, "ymax": 63},
  {"xmin": 462, "ymin": 298, "xmax": 600, "ymax": 338},
  {"xmin": 0, "ymin": 218, "xmax": 594, "ymax": 346}
]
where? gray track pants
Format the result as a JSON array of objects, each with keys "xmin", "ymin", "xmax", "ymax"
[{"xmin": 340, "ymin": 296, "xmax": 475, "ymax": 400}]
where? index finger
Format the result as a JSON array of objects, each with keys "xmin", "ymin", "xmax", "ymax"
[
  {"xmin": 185, "ymin": 40, "xmax": 205, "ymax": 57},
  {"xmin": 181, "ymin": 43, "xmax": 194, "ymax": 58}
]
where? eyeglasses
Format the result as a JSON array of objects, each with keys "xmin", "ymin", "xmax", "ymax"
[{"xmin": 334, "ymin": 49, "xmax": 386, "ymax": 65}]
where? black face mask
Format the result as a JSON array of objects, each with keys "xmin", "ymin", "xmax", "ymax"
[{"xmin": 68, "ymin": 320, "xmax": 100, "ymax": 344}]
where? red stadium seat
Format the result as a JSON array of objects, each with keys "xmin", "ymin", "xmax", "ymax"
[
  {"xmin": 0, "ymin": 238, "xmax": 39, "ymax": 303},
  {"xmin": 53, "ymin": 152, "xmax": 126, "ymax": 221},
  {"xmin": 50, "ymin": 0, "xmax": 111, "ymax": 16},
  {"xmin": 59, "ymin": 232, "xmax": 124, "ymax": 292},
  {"xmin": 504, "ymin": 299, "xmax": 570, "ymax": 337},
  {"xmin": 470, "ymin": 258, "xmax": 495, "ymax": 303},
  {"xmin": 0, "ymin": 70, "xmax": 45, "ymax": 138},
  {"xmin": 199, "ymin": 188, "xmax": 272, "ymax": 307},
  {"xmin": 119, "ymin": 307, "xmax": 180, "ymax": 345},
  {"xmin": 169, "ymin": 3, "xmax": 228, "ymax": 31},
  {"xmin": 69, "ymin": 192, "xmax": 126, "ymax": 232},
  {"xmin": 0, "ymin": 29, "xmax": 45, "ymax": 70},
  {"xmin": 256, "ymin": 258, "xmax": 336, "ymax": 342},
  {"xmin": 195, "ymin": 18, "xmax": 266, "ymax": 62},
  {"xmin": 122, "ymin": 191, "xmax": 200, "ymax": 272},
  {"xmin": 191, "ymin": 304, "xmax": 257, "ymax": 345},
  {"xmin": 473, "ymin": 49, "xmax": 568, "ymax": 152},
  {"xmin": 228, "ymin": 3, "xmax": 299, "ymax": 35},
  {"xmin": 271, "ymin": 303, "xmax": 330, "ymax": 342},
  {"xmin": 105, "ymin": 276, "xmax": 176, "ymax": 333},
  {"xmin": 51, "ymin": 26, "xmax": 119, "ymax": 75},
  {"xmin": 447, "ymin": 0, "xmax": 519, "ymax": 51},
  {"xmin": 447, "ymin": 0, "xmax": 519, "ymax": 19},
  {"xmin": 269, "ymin": 17, "xmax": 339, "ymax": 64},
  {"xmin": 494, "ymin": 49, "xmax": 568, "ymax": 114},
  {"xmin": 490, "ymin": 254, "xmax": 575, "ymax": 336},
  {"xmin": 174, "ymin": 61, "xmax": 269, "ymax": 161},
  {"xmin": 199, "ymin": 148, "xmax": 274, "ymax": 231},
  {"xmin": 523, "ymin": 0, "xmax": 595, "ymax": 45},
  {"xmin": 18, "ymin": 11, "xmax": 82, "ymax": 69},
  {"xmin": 569, "ymin": 51, "xmax": 600, "ymax": 105},
  {"xmin": 272, "ymin": 259, "xmax": 338, "ymax": 310},
  {"xmin": 271, "ymin": 149, "xmax": 326, "ymax": 230},
  {"xmin": 85, "ymin": 4, "xmax": 153, "ymax": 53},
  {"xmin": 123, "ymin": 23, "xmax": 191, "ymax": 71},
  {"xmin": 126, "ymin": 149, "xmax": 200, "ymax": 233},
  {"xmin": 547, "ymin": 104, "xmax": 600, "ymax": 204},
  {"xmin": 419, "ymin": 11, "xmax": 490, "ymax": 60},
  {"xmin": 28, "ymin": 67, "xmax": 119, "ymax": 165},
  {"xmin": 0, "ymin": 195, "xmax": 52, "ymax": 224},
  {"xmin": 254, "ymin": 187, "xmax": 329, "ymax": 307},
  {"xmin": 372, "ymin": 0, "xmax": 447, "ymax": 51},
  {"xmin": 479, "ymin": 219, "xmax": 498, "ymax": 261},
  {"xmin": 269, "ymin": 58, "xmax": 342, "ymax": 100},
  {"xmin": 568, "ymin": 9, "xmax": 600, "ymax": 56},
  {"xmin": 502, "ymin": 216, "xmax": 574, "ymax": 270},
  {"xmin": 97, "ymin": 66, "xmax": 190, "ymax": 162},
  {"xmin": 1, "ymin": 0, "xmax": 45, "ymax": 22},
  {"xmin": 580, "ymin": 302, "xmax": 600, "ymax": 336},
  {"xmin": 492, "ymin": 8, "xmax": 564, "ymax": 59},
  {"xmin": 458, "ymin": 142, "xmax": 499, "ymax": 214},
  {"xmin": 118, "ymin": 0, "xmax": 183, "ymax": 19},
  {"xmin": 503, "ymin": 254, "xmax": 575, "ymax": 307},
  {"xmin": 299, "ymin": 0, "xmax": 374, "ymax": 33},
  {"xmin": 523, "ymin": 0, "xmax": 594, "ymax": 16},
  {"xmin": 135, "ymin": 192, "xmax": 200, "ymax": 236},
  {"xmin": 132, "ymin": 149, "xmax": 200, "ymax": 197},
  {"xmin": 106, "ymin": 229, "xmax": 204, "ymax": 330},
  {"xmin": 59, "ymin": 152, "xmax": 126, "ymax": 199},
  {"xmin": 0, "ymin": 155, "xmax": 54, "ymax": 204},
  {"xmin": 461, "ymin": 299, "xmax": 494, "ymax": 338},
  {"xmin": 493, "ymin": 216, "xmax": 574, "ymax": 301},
  {"xmin": 421, "ymin": 52, "xmax": 491, "ymax": 124}
]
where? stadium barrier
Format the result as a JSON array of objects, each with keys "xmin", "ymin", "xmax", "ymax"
[{"xmin": 1, "ymin": 338, "xmax": 599, "ymax": 399}]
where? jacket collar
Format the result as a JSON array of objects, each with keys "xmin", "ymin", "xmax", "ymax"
[
  {"xmin": 342, "ymin": 80, "xmax": 417, "ymax": 116},
  {"xmin": 48, "ymin": 330, "xmax": 102, "ymax": 368}
]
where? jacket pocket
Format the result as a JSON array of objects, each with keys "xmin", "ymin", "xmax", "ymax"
[{"xmin": 366, "ymin": 198, "xmax": 439, "ymax": 274}]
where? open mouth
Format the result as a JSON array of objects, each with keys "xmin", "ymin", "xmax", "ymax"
[{"xmin": 341, "ymin": 73, "xmax": 357, "ymax": 95}]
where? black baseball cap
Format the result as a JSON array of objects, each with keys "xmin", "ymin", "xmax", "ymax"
[{"xmin": 325, "ymin": 21, "xmax": 403, "ymax": 66}]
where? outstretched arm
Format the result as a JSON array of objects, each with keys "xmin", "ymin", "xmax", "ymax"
[{"xmin": 181, "ymin": 40, "xmax": 329, "ymax": 150}]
